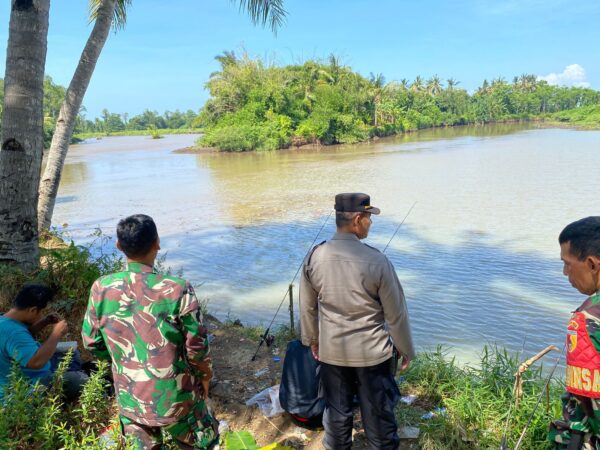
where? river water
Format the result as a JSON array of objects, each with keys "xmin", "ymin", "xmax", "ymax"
[{"xmin": 54, "ymin": 125, "xmax": 600, "ymax": 363}]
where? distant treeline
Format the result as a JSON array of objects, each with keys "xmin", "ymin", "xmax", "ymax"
[
  {"xmin": 1, "ymin": 60, "xmax": 598, "ymax": 151},
  {"xmin": 197, "ymin": 52, "xmax": 600, "ymax": 151},
  {"xmin": 0, "ymin": 77, "xmax": 202, "ymax": 147},
  {"xmin": 76, "ymin": 108, "xmax": 201, "ymax": 135}
]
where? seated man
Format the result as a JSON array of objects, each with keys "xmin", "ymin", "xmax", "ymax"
[{"xmin": 0, "ymin": 284, "xmax": 87, "ymax": 402}]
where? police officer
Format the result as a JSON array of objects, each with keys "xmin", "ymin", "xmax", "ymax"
[{"xmin": 300, "ymin": 193, "xmax": 415, "ymax": 450}]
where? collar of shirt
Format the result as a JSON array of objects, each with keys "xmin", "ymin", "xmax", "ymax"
[
  {"xmin": 0, "ymin": 314, "xmax": 28, "ymax": 330},
  {"xmin": 126, "ymin": 262, "xmax": 155, "ymax": 273},
  {"xmin": 589, "ymin": 291, "xmax": 600, "ymax": 305},
  {"xmin": 331, "ymin": 232, "xmax": 360, "ymax": 241}
]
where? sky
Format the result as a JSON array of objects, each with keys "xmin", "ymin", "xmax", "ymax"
[{"xmin": 1, "ymin": 0, "xmax": 599, "ymax": 119}]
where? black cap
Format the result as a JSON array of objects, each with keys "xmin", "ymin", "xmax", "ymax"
[{"xmin": 334, "ymin": 193, "xmax": 381, "ymax": 215}]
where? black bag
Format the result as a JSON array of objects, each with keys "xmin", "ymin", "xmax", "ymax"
[{"xmin": 279, "ymin": 340, "xmax": 324, "ymax": 427}]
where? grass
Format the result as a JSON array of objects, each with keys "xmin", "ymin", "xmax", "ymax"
[
  {"xmin": 397, "ymin": 346, "xmax": 562, "ymax": 450},
  {"xmin": 548, "ymin": 104, "xmax": 600, "ymax": 129},
  {"xmin": 221, "ymin": 316, "xmax": 298, "ymax": 347}
]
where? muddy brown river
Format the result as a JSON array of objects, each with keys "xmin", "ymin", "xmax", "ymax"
[{"xmin": 53, "ymin": 124, "xmax": 600, "ymax": 362}]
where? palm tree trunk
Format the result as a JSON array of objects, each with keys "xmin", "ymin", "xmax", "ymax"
[
  {"xmin": 0, "ymin": 0, "xmax": 50, "ymax": 270},
  {"xmin": 37, "ymin": 0, "xmax": 116, "ymax": 230}
]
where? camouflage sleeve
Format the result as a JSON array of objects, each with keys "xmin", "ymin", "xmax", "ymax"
[
  {"xmin": 81, "ymin": 280, "xmax": 110, "ymax": 360},
  {"xmin": 180, "ymin": 283, "xmax": 212, "ymax": 381}
]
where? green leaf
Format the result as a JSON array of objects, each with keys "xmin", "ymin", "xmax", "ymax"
[{"xmin": 224, "ymin": 431, "xmax": 258, "ymax": 450}]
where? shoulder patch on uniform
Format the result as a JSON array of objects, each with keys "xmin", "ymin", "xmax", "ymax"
[
  {"xmin": 306, "ymin": 240, "xmax": 327, "ymax": 266},
  {"xmin": 363, "ymin": 243, "xmax": 383, "ymax": 254}
]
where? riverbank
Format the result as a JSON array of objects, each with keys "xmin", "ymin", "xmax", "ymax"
[
  {"xmin": 547, "ymin": 104, "xmax": 600, "ymax": 129},
  {"xmin": 175, "ymin": 119, "xmax": 572, "ymax": 154},
  {"xmin": 0, "ymin": 233, "xmax": 562, "ymax": 449},
  {"xmin": 201, "ymin": 318, "xmax": 561, "ymax": 450},
  {"xmin": 73, "ymin": 128, "xmax": 203, "ymax": 142}
]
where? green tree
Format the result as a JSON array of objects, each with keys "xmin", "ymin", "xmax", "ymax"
[{"xmin": 426, "ymin": 75, "xmax": 443, "ymax": 96}]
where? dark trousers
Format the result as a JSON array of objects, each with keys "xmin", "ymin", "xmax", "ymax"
[{"xmin": 320, "ymin": 358, "xmax": 400, "ymax": 450}]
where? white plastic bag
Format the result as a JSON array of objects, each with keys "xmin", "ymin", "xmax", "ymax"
[{"xmin": 245, "ymin": 384, "xmax": 285, "ymax": 417}]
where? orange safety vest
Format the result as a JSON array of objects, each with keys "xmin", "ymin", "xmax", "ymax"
[{"xmin": 566, "ymin": 307, "xmax": 600, "ymax": 398}]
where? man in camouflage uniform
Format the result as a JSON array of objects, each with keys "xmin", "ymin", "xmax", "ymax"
[
  {"xmin": 549, "ymin": 217, "xmax": 600, "ymax": 449},
  {"xmin": 82, "ymin": 214, "xmax": 218, "ymax": 450}
]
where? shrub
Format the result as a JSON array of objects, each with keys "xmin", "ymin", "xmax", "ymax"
[
  {"xmin": 0, "ymin": 230, "xmax": 122, "ymax": 313},
  {"xmin": 0, "ymin": 357, "xmax": 132, "ymax": 450},
  {"xmin": 398, "ymin": 346, "xmax": 562, "ymax": 450}
]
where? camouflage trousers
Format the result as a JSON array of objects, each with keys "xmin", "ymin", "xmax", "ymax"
[
  {"xmin": 120, "ymin": 401, "xmax": 219, "ymax": 450},
  {"xmin": 548, "ymin": 392, "xmax": 600, "ymax": 449}
]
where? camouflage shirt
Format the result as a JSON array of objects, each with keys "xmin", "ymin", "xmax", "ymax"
[
  {"xmin": 549, "ymin": 292, "xmax": 600, "ymax": 447},
  {"xmin": 82, "ymin": 262, "xmax": 212, "ymax": 426}
]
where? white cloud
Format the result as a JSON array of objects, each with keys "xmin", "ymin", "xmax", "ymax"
[{"xmin": 538, "ymin": 64, "xmax": 590, "ymax": 88}]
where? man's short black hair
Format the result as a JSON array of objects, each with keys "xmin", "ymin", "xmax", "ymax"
[
  {"xmin": 116, "ymin": 214, "xmax": 158, "ymax": 258},
  {"xmin": 13, "ymin": 284, "xmax": 54, "ymax": 310},
  {"xmin": 559, "ymin": 216, "xmax": 600, "ymax": 260}
]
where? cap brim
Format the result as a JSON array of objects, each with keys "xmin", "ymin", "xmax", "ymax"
[{"xmin": 366, "ymin": 207, "xmax": 381, "ymax": 215}]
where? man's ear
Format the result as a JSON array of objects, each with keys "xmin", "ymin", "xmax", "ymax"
[
  {"xmin": 155, "ymin": 237, "xmax": 161, "ymax": 251},
  {"xmin": 587, "ymin": 256, "xmax": 600, "ymax": 272}
]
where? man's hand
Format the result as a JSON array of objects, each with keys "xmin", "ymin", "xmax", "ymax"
[
  {"xmin": 51, "ymin": 320, "xmax": 68, "ymax": 338},
  {"xmin": 201, "ymin": 379, "xmax": 210, "ymax": 399},
  {"xmin": 398, "ymin": 353, "xmax": 411, "ymax": 371},
  {"xmin": 45, "ymin": 312, "xmax": 61, "ymax": 325},
  {"xmin": 311, "ymin": 343, "xmax": 319, "ymax": 361},
  {"xmin": 30, "ymin": 312, "xmax": 62, "ymax": 336}
]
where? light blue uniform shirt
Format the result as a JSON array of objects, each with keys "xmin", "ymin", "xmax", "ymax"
[{"xmin": 0, "ymin": 315, "xmax": 51, "ymax": 400}]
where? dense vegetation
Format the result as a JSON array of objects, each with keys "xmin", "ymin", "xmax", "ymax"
[
  {"xmin": 551, "ymin": 104, "xmax": 600, "ymax": 128},
  {"xmin": 398, "ymin": 346, "xmax": 561, "ymax": 449},
  {"xmin": 197, "ymin": 52, "xmax": 600, "ymax": 151},
  {"xmin": 2, "ymin": 60, "xmax": 598, "ymax": 152}
]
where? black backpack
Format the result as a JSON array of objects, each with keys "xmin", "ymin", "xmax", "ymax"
[{"xmin": 279, "ymin": 340, "xmax": 324, "ymax": 427}]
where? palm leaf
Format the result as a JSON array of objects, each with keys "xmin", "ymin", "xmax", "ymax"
[
  {"xmin": 88, "ymin": 0, "xmax": 132, "ymax": 30},
  {"xmin": 235, "ymin": 0, "xmax": 287, "ymax": 32}
]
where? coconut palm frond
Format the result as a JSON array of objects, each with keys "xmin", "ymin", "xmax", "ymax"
[
  {"xmin": 88, "ymin": 0, "xmax": 132, "ymax": 30},
  {"xmin": 235, "ymin": 0, "xmax": 287, "ymax": 32}
]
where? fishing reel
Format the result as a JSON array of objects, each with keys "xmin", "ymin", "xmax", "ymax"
[{"xmin": 265, "ymin": 334, "xmax": 275, "ymax": 347}]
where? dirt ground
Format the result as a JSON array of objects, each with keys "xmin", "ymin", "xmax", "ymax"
[{"xmin": 207, "ymin": 317, "xmax": 418, "ymax": 449}]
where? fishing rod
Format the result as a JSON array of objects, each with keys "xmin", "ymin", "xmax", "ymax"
[
  {"xmin": 251, "ymin": 210, "xmax": 334, "ymax": 362},
  {"xmin": 250, "ymin": 201, "xmax": 417, "ymax": 361},
  {"xmin": 502, "ymin": 343, "xmax": 565, "ymax": 450},
  {"xmin": 382, "ymin": 202, "xmax": 417, "ymax": 254}
]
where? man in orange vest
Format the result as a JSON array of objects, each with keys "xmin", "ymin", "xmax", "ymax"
[{"xmin": 550, "ymin": 217, "xmax": 600, "ymax": 449}]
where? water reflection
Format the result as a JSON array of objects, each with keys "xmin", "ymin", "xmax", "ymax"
[
  {"xmin": 52, "ymin": 125, "xmax": 600, "ymax": 363},
  {"xmin": 156, "ymin": 216, "xmax": 577, "ymax": 364}
]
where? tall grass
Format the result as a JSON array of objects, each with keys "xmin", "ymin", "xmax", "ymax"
[
  {"xmin": 0, "ymin": 356, "xmax": 133, "ymax": 450},
  {"xmin": 399, "ymin": 346, "xmax": 562, "ymax": 449}
]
